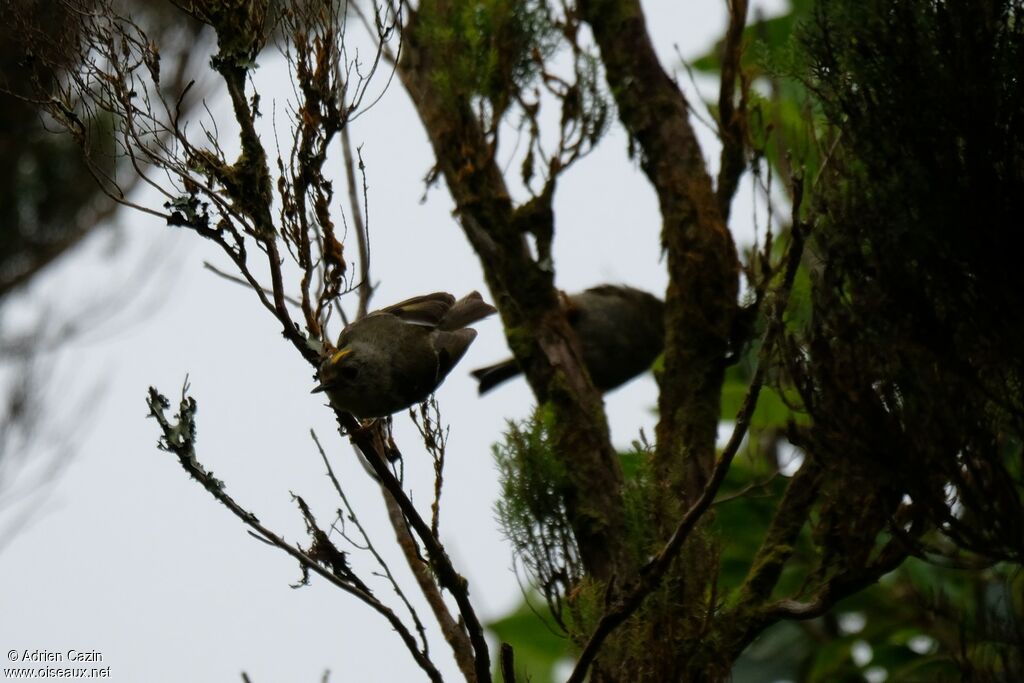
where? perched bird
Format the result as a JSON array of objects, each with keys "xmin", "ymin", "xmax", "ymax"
[
  {"xmin": 472, "ymin": 285, "xmax": 664, "ymax": 395},
  {"xmin": 314, "ymin": 291, "xmax": 496, "ymax": 417}
]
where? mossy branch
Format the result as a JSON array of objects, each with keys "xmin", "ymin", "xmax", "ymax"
[{"xmin": 398, "ymin": 2, "xmax": 632, "ymax": 582}]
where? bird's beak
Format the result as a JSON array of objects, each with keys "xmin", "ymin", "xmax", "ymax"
[{"xmin": 312, "ymin": 347, "xmax": 352, "ymax": 394}]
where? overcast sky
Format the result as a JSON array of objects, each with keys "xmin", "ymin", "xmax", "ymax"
[{"xmin": 0, "ymin": 2, "xmax": 787, "ymax": 681}]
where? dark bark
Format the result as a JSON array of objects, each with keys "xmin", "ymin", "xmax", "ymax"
[
  {"xmin": 396, "ymin": 6, "xmax": 634, "ymax": 583},
  {"xmin": 578, "ymin": 1, "xmax": 740, "ymax": 678}
]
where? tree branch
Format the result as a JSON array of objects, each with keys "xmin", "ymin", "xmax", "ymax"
[
  {"xmin": 146, "ymin": 387, "xmax": 443, "ymax": 683},
  {"xmin": 567, "ymin": 173, "xmax": 809, "ymax": 681},
  {"xmin": 396, "ymin": 5, "xmax": 632, "ymax": 581},
  {"xmin": 764, "ymin": 536, "xmax": 910, "ymax": 622},
  {"xmin": 716, "ymin": 0, "xmax": 750, "ymax": 220},
  {"xmin": 382, "ymin": 491, "xmax": 478, "ymax": 682},
  {"xmin": 339, "ymin": 415, "xmax": 493, "ymax": 683},
  {"xmin": 733, "ymin": 458, "xmax": 823, "ymax": 610},
  {"xmin": 341, "ymin": 126, "xmax": 374, "ymax": 320},
  {"xmin": 311, "ymin": 430, "xmax": 432, "ymax": 654},
  {"xmin": 567, "ymin": 335, "xmax": 766, "ymax": 683},
  {"xmin": 499, "ymin": 643, "xmax": 516, "ymax": 683},
  {"xmin": 579, "ymin": 0, "xmax": 740, "ymax": 521}
]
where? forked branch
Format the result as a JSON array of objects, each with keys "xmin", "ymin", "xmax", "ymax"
[
  {"xmin": 146, "ymin": 386, "xmax": 444, "ymax": 683},
  {"xmin": 567, "ymin": 178, "xmax": 809, "ymax": 683}
]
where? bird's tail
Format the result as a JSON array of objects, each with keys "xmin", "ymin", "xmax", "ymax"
[
  {"xmin": 471, "ymin": 359, "xmax": 522, "ymax": 395},
  {"xmin": 440, "ymin": 291, "xmax": 497, "ymax": 330}
]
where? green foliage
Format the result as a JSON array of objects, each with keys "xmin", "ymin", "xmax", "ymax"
[
  {"xmin": 491, "ymin": 434, "xmax": 667, "ymax": 681},
  {"xmin": 415, "ymin": 0, "xmax": 558, "ymax": 114},
  {"xmin": 493, "ymin": 413, "xmax": 663, "ymax": 612},
  {"xmin": 491, "ymin": 2, "xmax": 1024, "ymax": 681},
  {"xmin": 493, "ymin": 409, "xmax": 580, "ymax": 625},
  {"xmin": 734, "ymin": 561, "xmax": 1023, "ymax": 682},
  {"xmin": 488, "ymin": 598, "xmax": 571, "ymax": 683},
  {"xmin": 620, "ymin": 437, "xmax": 657, "ymax": 559},
  {"xmin": 691, "ymin": 0, "xmax": 823, "ymax": 181},
  {"xmin": 799, "ymin": 0, "xmax": 1024, "ymax": 560},
  {"xmin": 725, "ymin": 1, "xmax": 1024, "ymax": 680}
]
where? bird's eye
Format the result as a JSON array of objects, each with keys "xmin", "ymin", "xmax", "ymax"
[{"xmin": 341, "ymin": 366, "xmax": 359, "ymax": 380}]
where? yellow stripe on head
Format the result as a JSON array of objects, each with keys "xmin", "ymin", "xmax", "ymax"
[{"xmin": 330, "ymin": 347, "xmax": 353, "ymax": 365}]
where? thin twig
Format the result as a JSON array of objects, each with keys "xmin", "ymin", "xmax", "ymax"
[
  {"xmin": 203, "ymin": 261, "xmax": 302, "ymax": 307},
  {"xmin": 311, "ymin": 430, "xmax": 431, "ymax": 654},
  {"xmin": 716, "ymin": 0, "xmax": 750, "ymax": 220},
  {"xmin": 673, "ymin": 46, "xmax": 720, "ymax": 138},
  {"xmin": 340, "ymin": 125, "xmax": 374, "ymax": 319},
  {"xmin": 147, "ymin": 388, "xmax": 443, "ymax": 683},
  {"xmin": 408, "ymin": 399, "xmax": 448, "ymax": 538},
  {"xmin": 338, "ymin": 413, "xmax": 493, "ymax": 683},
  {"xmin": 712, "ymin": 469, "xmax": 783, "ymax": 506}
]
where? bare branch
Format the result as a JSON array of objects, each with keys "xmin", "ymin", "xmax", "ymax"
[
  {"xmin": 202, "ymin": 261, "xmax": 303, "ymax": 308},
  {"xmin": 146, "ymin": 386, "xmax": 443, "ymax": 683},
  {"xmin": 382, "ymin": 492, "xmax": 478, "ymax": 682},
  {"xmin": 338, "ymin": 415, "xmax": 493, "ymax": 683},
  {"xmin": 340, "ymin": 126, "xmax": 374, "ymax": 319},
  {"xmin": 310, "ymin": 430, "xmax": 431, "ymax": 655},
  {"xmin": 716, "ymin": 0, "xmax": 750, "ymax": 220}
]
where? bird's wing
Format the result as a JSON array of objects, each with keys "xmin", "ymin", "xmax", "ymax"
[
  {"xmin": 378, "ymin": 292, "xmax": 456, "ymax": 328},
  {"xmin": 433, "ymin": 328, "xmax": 478, "ymax": 379}
]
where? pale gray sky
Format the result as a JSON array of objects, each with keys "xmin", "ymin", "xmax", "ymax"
[{"xmin": 0, "ymin": 2, "xmax": 788, "ymax": 681}]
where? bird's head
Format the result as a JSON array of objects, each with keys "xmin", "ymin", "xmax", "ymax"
[{"xmin": 313, "ymin": 346, "xmax": 364, "ymax": 395}]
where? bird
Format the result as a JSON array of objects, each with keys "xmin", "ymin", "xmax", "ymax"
[
  {"xmin": 471, "ymin": 284, "xmax": 664, "ymax": 394},
  {"xmin": 313, "ymin": 291, "xmax": 496, "ymax": 417}
]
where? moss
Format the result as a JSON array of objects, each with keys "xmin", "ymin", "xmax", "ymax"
[
  {"xmin": 503, "ymin": 324, "xmax": 534, "ymax": 362},
  {"xmin": 494, "ymin": 409, "xmax": 583, "ymax": 622},
  {"xmin": 413, "ymin": 0, "xmax": 557, "ymax": 112},
  {"xmin": 735, "ymin": 542, "xmax": 795, "ymax": 608},
  {"xmin": 193, "ymin": 0, "xmax": 269, "ymax": 68},
  {"xmin": 189, "ymin": 134, "xmax": 274, "ymax": 239}
]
